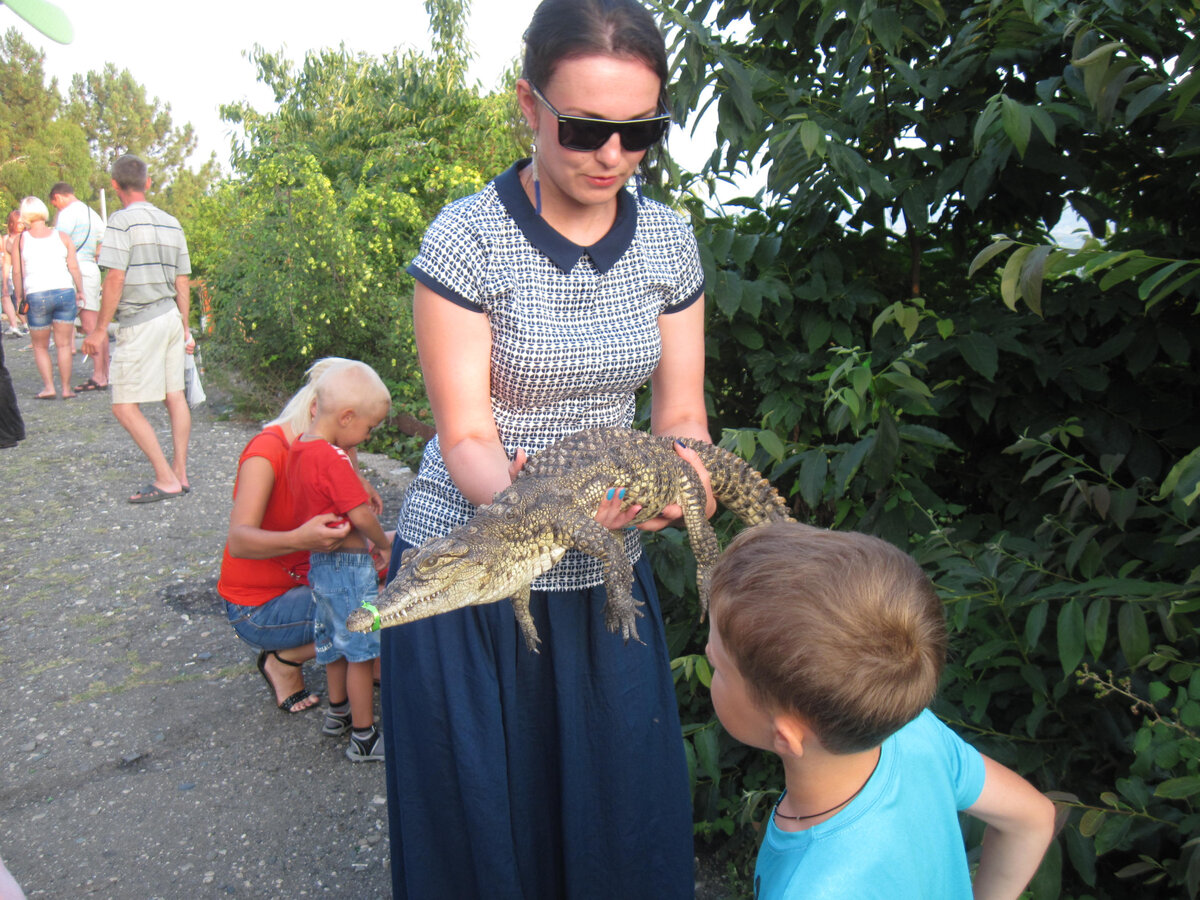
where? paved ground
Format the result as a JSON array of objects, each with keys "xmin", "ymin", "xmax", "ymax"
[{"xmin": 0, "ymin": 334, "xmax": 412, "ymax": 898}]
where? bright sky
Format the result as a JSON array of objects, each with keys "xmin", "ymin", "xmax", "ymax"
[
  {"xmin": 6, "ymin": 0, "xmax": 713, "ymax": 176},
  {"xmin": 7, "ymin": 0, "xmax": 541, "ymax": 168}
]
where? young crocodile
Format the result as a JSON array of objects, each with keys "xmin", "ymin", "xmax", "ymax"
[{"xmin": 346, "ymin": 426, "xmax": 792, "ymax": 650}]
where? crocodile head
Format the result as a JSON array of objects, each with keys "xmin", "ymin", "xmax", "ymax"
[{"xmin": 345, "ymin": 509, "xmax": 568, "ymax": 633}]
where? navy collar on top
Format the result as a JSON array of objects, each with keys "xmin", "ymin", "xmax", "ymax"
[{"xmin": 493, "ymin": 160, "xmax": 637, "ymax": 275}]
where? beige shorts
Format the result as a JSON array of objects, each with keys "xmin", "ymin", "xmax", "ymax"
[
  {"xmin": 78, "ymin": 262, "xmax": 101, "ymax": 313},
  {"xmin": 110, "ymin": 310, "xmax": 186, "ymax": 404}
]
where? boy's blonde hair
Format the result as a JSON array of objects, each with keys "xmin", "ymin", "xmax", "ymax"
[
  {"xmin": 266, "ymin": 358, "xmax": 357, "ymax": 434},
  {"xmin": 313, "ymin": 360, "xmax": 391, "ymax": 420},
  {"xmin": 708, "ymin": 521, "xmax": 945, "ymax": 754}
]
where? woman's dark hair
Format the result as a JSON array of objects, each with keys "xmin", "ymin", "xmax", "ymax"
[{"xmin": 522, "ymin": 0, "xmax": 669, "ymax": 105}]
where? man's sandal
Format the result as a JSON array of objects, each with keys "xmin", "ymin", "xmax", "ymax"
[{"xmin": 256, "ymin": 650, "xmax": 319, "ymax": 713}]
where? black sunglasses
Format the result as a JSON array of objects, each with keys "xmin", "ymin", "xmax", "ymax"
[{"xmin": 529, "ymin": 83, "xmax": 671, "ymax": 153}]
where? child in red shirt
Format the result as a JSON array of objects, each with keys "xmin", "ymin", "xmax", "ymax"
[{"xmin": 288, "ymin": 361, "xmax": 392, "ymax": 761}]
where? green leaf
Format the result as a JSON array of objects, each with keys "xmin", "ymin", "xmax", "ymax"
[
  {"xmin": 1000, "ymin": 245, "xmax": 1034, "ymax": 311},
  {"xmin": 1079, "ymin": 808, "xmax": 1105, "ymax": 837},
  {"xmin": 757, "ymin": 428, "xmax": 786, "ymax": 462},
  {"xmin": 1084, "ymin": 597, "xmax": 1110, "ymax": 659},
  {"xmin": 798, "ymin": 449, "xmax": 828, "ymax": 509},
  {"xmin": 1098, "ymin": 257, "xmax": 1160, "ymax": 291},
  {"xmin": 968, "ymin": 239, "xmax": 1016, "ymax": 279},
  {"xmin": 1057, "ymin": 599, "xmax": 1086, "ymax": 677},
  {"xmin": 800, "ymin": 120, "xmax": 824, "ymax": 158},
  {"xmin": 1118, "ymin": 604, "xmax": 1151, "ymax": 667},
  {"xmin": 1073, "ymin": 42, "xmax": 1125, "ymax": 68},
  {"xmin": 957, "ymin": 332, "xmax": 999, "ymax": 380},
  {"xmin": 1093, "ymin": 814, "xmax": 1132, "ymax": 856},
  {"xmin": 1173, "ymin": 69, "xmax": 1200, "ymax": 120},
  {"xmin": 1024, "ymin": 601, "xmax": 1049, "ymax": 652},
  {"xmin": 1154, "ymin": 776, "xmax": 1200, "ymax": 800},
  {"xmin": 1018, "ymin": 244, "xmax": 1053, "ymax": 316},
  {"xmin": 694, "ymin": 725, "xmax": 721, "ymax": 784},
  {"xmin": 1137, "ymin": 260, "xmax": 1188, "ymax": 302},
  {"xmin": 1001, "ymin": 96, "xmax": 1032, "ymax": 157}
]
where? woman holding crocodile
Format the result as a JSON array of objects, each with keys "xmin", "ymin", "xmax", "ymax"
[{"xmin": 380, "ymin": 0, "xmax": 713, "ymax": 896}]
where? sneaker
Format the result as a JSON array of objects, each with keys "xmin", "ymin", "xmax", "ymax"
[
  {"xmin": 322, "ymin": 708, "xmax": 352, "ymax": 737},
  {"xmin": 345, "ymin": 726, "xmax": 385, "ymax": 762}
]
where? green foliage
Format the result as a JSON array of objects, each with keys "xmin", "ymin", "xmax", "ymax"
[
  {"xmin": 66, "ymin": 62, "xmax": 220, "ymax": 209},
  {"xmin": 194, "ymin": 36, "xmax": 522, "ymax": 422},
  {"xmin": 0, "ymin": 29, "xmax": 91, "ymax": 212},
  {"xmin": 1, "ymin": 28, "xmax": 216, "ymax": 221},
  {"xmin": 649, "ymin": 0, "xmax": 1200, "ymax": 894}
]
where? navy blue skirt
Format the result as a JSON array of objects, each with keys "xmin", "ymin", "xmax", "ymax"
[{"xmin": 380, "ymin": 540, "xmax": 694, "ymax": 899}]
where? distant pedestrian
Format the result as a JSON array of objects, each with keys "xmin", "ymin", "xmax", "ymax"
[
  {"xmin": 0, "ymin": 309, "xmax": 23, "ymax": 449},
  {"xmin": 83, "ymin": 154, "xmax": 194, "ymax": 504},
  {"xmin": 50, "ymin": 182, "xmax": 108, "ymax": 391},
  {"xmin": 11, "ymin": 196, "xmax": 85, "ymax": 400},
  {"xmin": 2, "ymin": 211, "xmax": 29, "ymax": 335}
]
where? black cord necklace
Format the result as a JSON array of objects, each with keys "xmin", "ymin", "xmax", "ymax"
[{"xmin": 772, "ymin": 751, "xmax": 881, "ymax": 822}]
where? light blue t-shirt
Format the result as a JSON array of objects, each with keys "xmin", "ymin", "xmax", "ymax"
[
  {"xmin": 54, "ymin": 199, "xmax": 104, "ymax": 266},
  {"xmin": 754, "ymin": 710, "xmax": 986, "ymax": 900}
]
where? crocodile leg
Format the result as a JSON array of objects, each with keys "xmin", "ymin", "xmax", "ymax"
[
  {"xmin": 675, "ymin": 458, "xmax": 720, "ymax": 618},
  {"xmin": 510, "ymin": 585, "xmax": 541, "ymax": 653},
  {"xmin": 555, "ymin": 513, "xmax": 644, "ymax": 644}
]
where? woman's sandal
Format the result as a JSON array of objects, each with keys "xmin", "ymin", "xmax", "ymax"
[{"xmin": 256, "ymin": 650, "xmax": 319, "ymax": 713}]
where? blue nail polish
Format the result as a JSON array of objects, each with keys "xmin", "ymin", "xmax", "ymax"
[
  {"xmin": 619, "ymin": 488, "xmax": 627, "ymax": 500},
  {"xmin": 606, "ymin": 488, "xmax": 615, "ymax": 500},
  {"xmin": 675, "ymin": 439, "xmax": 685, "ymax": 448}
]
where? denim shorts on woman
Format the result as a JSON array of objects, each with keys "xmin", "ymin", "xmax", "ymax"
[
  {"xmin": 224, "ymin": 585, "xmax": 317, "ymax": 652},
  {"xmin": 309, "ymin": 551, "xmax": 382, "ymax": 664},
  {"xmin": 24, "ymin": 287, "xmax": 77, "ymax": 329}
]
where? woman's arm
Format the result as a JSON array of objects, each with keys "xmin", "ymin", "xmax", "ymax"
[
  {"xmin": 650, "ymin": 297, "xmax": 710, "ymax": 444},
  {"xmin": 226, "ymin": 456, "xmax": 350, "ymax": 558},
  {"xmin": 413, "ymin": 281, "xmax": 514, "ymax": 507},
  {"xmin": 60, "ymin": 232, "xmax": 83, "ymax": 296},
  {"xmin": 637, "ymin": 297, "xmax": 715, "ymax": 531}
]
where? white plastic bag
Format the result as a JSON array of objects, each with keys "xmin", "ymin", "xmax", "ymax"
[{"xmin": 184, "ymin": 349, "xmax": 207, "ymax": 408}]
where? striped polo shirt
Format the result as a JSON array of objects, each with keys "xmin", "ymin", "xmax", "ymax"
[{"xmin": 97, "ymin": 200, "xmax": 191, "ymax": 323}]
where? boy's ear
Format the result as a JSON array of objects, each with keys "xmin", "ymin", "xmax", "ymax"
[
  {"xmin": 772, "ymin": 711, "xmax": 812, "ymax": 759},
  {"xmin": 339, "ymin": 408, "xmax": 357, "ymax": 426}
]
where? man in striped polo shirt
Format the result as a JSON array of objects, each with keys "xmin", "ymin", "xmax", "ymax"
[{"xmin": 83, "ymin": 154, "xmax": 194, "ymax": 504}]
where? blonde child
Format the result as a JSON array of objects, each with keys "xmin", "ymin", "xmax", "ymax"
[
  {"xmin": 706, "ymin": 520, "xmax": 1056, "ymax": 899},
  {"xmin": 287, "ymin": 361, "xmax": 392, "ymax": 761}
]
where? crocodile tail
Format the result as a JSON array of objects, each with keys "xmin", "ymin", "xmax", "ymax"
[{"xmin": 683, "ymin": 438, "xmax": 792, "ymax": 525}]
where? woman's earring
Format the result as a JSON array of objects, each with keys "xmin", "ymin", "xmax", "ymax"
[
  {"xmin": 531, "ymin": 144, "xmax": 543, "ymax": 215},
  {"xmin": 635, "ymin": 166, "xmax": 644, "ymax": 205}
]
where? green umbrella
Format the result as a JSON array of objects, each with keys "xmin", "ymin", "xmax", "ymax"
[{"xmin": 1, "ymin": 0, "xmax": 74, "ymax": 44}]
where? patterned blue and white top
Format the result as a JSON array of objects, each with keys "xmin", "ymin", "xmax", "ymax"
[{"xmin": 396, "ymin": 160, "xmax": 704, "ymax": 591}]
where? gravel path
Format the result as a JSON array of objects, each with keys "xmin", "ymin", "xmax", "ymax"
[{"xmin": 0, "ymin": 333, "xmax": 412, "ymax": 898}]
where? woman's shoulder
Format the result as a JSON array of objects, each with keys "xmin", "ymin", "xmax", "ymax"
[
  {"xmin": 634, "ymin": 195, "xmax": 693, "ymax": 233},
  {"xmin": 241, "ymin": 425, "xmax": 291, "ymax": 467}
]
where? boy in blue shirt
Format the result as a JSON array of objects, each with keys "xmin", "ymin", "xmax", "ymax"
[{"xmin": 705, "ymin": 521, "xmax": 1055, "ymax": 899}]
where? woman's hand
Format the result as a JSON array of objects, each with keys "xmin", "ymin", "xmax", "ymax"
[
  {"xmin": 595, "ymin": 487, "xmax": 643, "ymax": 530},
  {"xmin": 508, "ymin": 448, "xmax": 528, "ymax": 483},
  {"xmin": 293, "ymin": 513, "xmax": 352, "ymax": 552},
  {"xmin": 636, "ymin": 441, "xmax": 715, "ymax": 532}
]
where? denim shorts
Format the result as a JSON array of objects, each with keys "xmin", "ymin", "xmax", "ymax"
[
  {"xmin": 224, "ymin": 585, "xmax": 317, "ymax": 652},
  {"xmin": 24, "ymin": 288, "xmax": 77, "ymax": 329},
  {"xmin": 310, "ymin": 551, "xmax": 381, "ymax": 664}
]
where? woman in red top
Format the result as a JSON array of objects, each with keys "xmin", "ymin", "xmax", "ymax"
[{"xmin": 219, "ymin": 358, "xmax": 382, "ymax": 712}]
